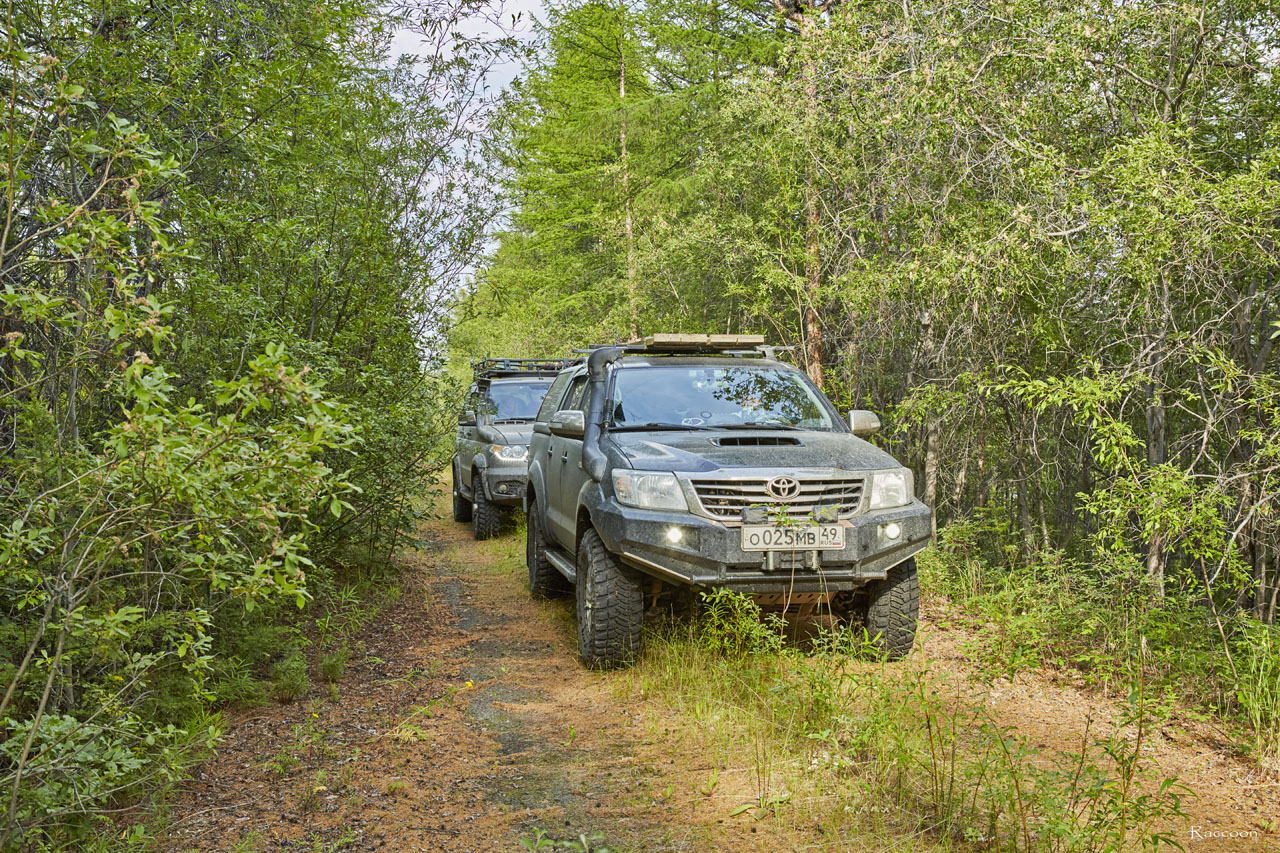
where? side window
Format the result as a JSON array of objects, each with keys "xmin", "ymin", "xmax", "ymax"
[
  {"xmin": 463, "ymin": 385, "xmax": 479, "ymax": 414},
  {"xmin": 476, "ymin": 385, "xmax": 498, "ymax": 419},
  {"xmin": 535, "ymin": 371, "xmax": 576, "ymax": 422},
  {"xmin": 564, "ymin": 376, "xmax": 590, "ymax": 412}
]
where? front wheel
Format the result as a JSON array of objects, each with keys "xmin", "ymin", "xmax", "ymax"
[
  {"xmin": 527, "ymin": 498, "xmax": 570, "ymax": 599},
  {"xmin": 472, "ymin": 475, "xmax": 501, "ymax": 540},
  {"xmin": 576, "ymin": 528, "xmax": 643, "ymax": 668},
  {"xmin": 863, "ymin": 557, "xmax": 919, "ymax": 660}
]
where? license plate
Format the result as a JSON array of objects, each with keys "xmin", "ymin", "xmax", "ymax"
[{"xmin": 741, "ymin": 524, "xmax": 845, "ymax": 551}]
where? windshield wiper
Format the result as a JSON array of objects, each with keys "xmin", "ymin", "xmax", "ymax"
[
  {"xmin": 716, "ymin": 422, "xmax": 803, "ymax": 430},
  {"xmin": 608, "ymin": 422, "xmax": 715, "ymax": 432},
  {"xmin": 492, "ymin": 417, "xmax": 534, "ymax": 424}
]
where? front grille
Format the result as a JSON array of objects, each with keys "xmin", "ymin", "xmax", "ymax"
[{"xmin": 689, "ymin": 477, "xmax": 864, "ymax": 521}]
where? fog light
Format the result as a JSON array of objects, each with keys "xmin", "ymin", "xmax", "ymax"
[
  {"xmin": 883, "ymin": 522, "xmax": 902, "ymax": 540},
  {"xmin": 666, "ymin": 526, "xmax": 684, "ymax": 544},
  {"xmin": 496, "ymin": 483, "xmax": 510, "ymax": 494}
]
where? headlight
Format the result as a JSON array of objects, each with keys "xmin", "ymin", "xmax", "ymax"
[
  {"xmin": 612, "ymin": 470, "xmax": 688, "ymax": 511},
  {"xmin": 490, "ymin": 444, "xmax": 528, "ymax": 462},
  {"xmin": 869, "ymin": 468, "xmax": 913, "ymax": 510}
]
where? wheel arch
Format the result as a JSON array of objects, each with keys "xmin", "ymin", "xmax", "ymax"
[{"xmin": 574, "ymin": 504, "xmax": 594, "ymax": 553}]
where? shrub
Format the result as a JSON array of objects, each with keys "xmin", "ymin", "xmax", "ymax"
[
  {"xmin": 695, "ymin": 589, "xmax": 785, "ymax": 659},
  {"xmin": 318, "ymin": 645, "xmax": 351, "ymax": 684},
  {"xmin": 211, "ymin": 658, "xmax": 269, "ymax": 708},
  {"xmin": 270, "ymin": 654, "xmax": 312, "ymax": 704}
]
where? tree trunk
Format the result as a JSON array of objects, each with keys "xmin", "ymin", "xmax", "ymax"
[
  {"xmin": 618, "ymin": 27, "xmax": 638, "ymax": 341},
  {"xmin": 770, "ymin": 1, "xmax": 833, "ymax": 386},
  {"xmin": 923, "ymin": 424, "xmax": 939, "ymax": 533},
  {"xmin": 920, "ymin": 311, "xmax": 940, "ymax": 532},
  {"xmin": 1144, "ymin": 278, "xmax": 1170, "ymax": 596},
  {"xmin": 950, "ymin": 444, "xmax": 969, "ymax": 522},
  {"xmin": 801, "ymin": 26, "xmax": 823, "ymax": 388}
]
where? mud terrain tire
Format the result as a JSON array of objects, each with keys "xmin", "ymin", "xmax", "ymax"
[
  {"xmin": 864, "ymin": 557, "xmax": 919, "ymax": 660},
  {"xmin": 452, "ymin": 466, "xmax": 472, "ymax": 523},
  {"xmin": 527, "ymin": 498, "xmax": 570, "ymax": 599},
  {"xmin": 471, "ymin": 475, "xmax": 501, "ymax": 540},
  {"xmin": 576, "ymin": 528, "xmax": 643, "ymax": 668}
]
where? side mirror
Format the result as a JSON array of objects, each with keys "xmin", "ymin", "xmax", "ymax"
[
  {"xmin": 548, "ymin": 409, "xmax": 586, "ymax": 438},
  {"xmin": 848, "ymin": 409, "xmax": 881, "ymax": 436},
  {"xmin": 458, "ymin": 410, "xmax": 477, "ymax": 427}
]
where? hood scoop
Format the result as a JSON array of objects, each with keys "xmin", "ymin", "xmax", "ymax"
[{"xmin": 711, "ymin": 435, "xmax": 803, "ymax": 447}]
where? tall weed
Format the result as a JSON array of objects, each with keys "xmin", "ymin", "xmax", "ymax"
[
  {"xmin": 1236, "ymin": 620, "xmax": 1280, "ymax": 765},
  {"xmin": 636, "ymin": 592, "xmax": 1186, "ymax": 851}
]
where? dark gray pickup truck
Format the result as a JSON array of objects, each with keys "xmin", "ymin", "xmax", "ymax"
[
  {"xmin": 452, "ymin": 359, "xmax": 573, "ymax": 539},
  {"xmin": 525, "ymin": 335, "xmax": 933, "ymax": 667}
]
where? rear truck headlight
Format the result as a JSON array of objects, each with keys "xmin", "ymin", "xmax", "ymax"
[
  {"xmin": 490, "ymin": 444, "xmax": 528, "ymax": 462},
  {"xmin": 612, "ymin": 470, "xmax": 688, "ymax": 511},
  {"xmin": 869, "ymin": 468, "xmax": 913, "ymax": 510}
]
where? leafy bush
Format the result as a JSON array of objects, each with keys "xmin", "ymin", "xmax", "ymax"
[
  {"xmin": 0, "ymin": 713, "xmax": 219, "ymax": 839},
  {"xmin": 695, "ymin": 589, "xmax": 785, "ymax": 660},
  {"xmin": 0, "ymin": 322, "xmax": 351, "ymax": 841}
]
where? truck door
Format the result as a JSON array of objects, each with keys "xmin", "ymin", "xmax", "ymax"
[
  {"xmin": 546, "ymin": 374, "xmax": 589, "ymax": 547},
  {"xmin": 458, "ymin": 384, "xmax": 479, "ymax": 493}
]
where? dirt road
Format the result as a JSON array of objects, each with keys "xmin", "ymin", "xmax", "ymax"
[
  {"xmin": 155, "ymin": 511, "xmax": 1279, "ymax": 852},
  {"xmin": 156, "ymin": 512, "xmax": 811, "ymax": 852}
]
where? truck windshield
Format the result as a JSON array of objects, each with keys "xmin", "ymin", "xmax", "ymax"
[
  {"xmin": 484, "ymin": 381, "xmax": 553, "ymax": 421},
  {"xmin": 608, "ymin": 366, "xmax": 837, "ymax": 430}
]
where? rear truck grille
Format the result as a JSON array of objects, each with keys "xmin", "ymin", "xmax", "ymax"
[{"xmin": 689, "ymin": 477, "xmax": 864, "ymax": 521}]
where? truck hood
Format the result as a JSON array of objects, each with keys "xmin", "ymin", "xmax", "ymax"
[
  {"xmin": 608, "ymin": 429, "xmax": 901, "ymax": 473},
  {"xmin": 478, "ymin": 423, "xmax": 535, "ymax": 446}
]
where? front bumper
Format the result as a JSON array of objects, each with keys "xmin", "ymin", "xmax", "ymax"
[
  {"xmin": 480, "ymin": 460, "xmax": 528, "ymax": 506},
  {"xmin": 591, "ymin": 498, "xmax": 932, "ymax": 593}
]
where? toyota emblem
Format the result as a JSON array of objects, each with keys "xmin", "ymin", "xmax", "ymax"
[{"xmin": 765, "ymin": 476, "xmax": 802, "ymax": 502}]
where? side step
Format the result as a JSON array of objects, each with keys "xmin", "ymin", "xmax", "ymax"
[{"xmin": 546, "ymin": 548, "xmax": 577, "ymax": 584}]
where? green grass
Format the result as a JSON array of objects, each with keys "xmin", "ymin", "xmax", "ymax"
[
  {"xmin": 919, "ymin": 534, "xmax": 1280, "ymax": 767},
  {"xmin": 318, "ymin": 644, "xmax": 351, "ymax": 684},
  {"xmin": 629, "ymin": 592, "xmax": 1187, "ymax": 852}
]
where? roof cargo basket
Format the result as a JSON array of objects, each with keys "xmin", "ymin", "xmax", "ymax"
[
  {"xmin": 470, "ymin": 358, "xmax": 576, "ymax": 379},
  {"xmin": 622, "ymin": 333, "xmax": 767, "ymax": 354}
]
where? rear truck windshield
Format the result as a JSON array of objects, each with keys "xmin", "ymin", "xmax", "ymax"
[
  {"xmin": 483, "ymin": 380, "xmax": 554, "ymax": 421},
  {"xmin": 607, "ymin": 366, "xmax": 837, "ymax": 431}
]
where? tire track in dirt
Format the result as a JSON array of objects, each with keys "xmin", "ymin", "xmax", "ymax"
[{"xmin": 154, "ymin": 511, "xmax": 798, "ymax": 852}]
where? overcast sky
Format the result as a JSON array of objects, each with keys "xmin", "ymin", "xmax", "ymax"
[{"xmin": 388, "ymin": 0, "xmax": 545, "ymax": 93}]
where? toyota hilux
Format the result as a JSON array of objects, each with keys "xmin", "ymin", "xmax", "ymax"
[{"xmin": 524, "ymin": 335, "xmax": 933, "ymax": 667}]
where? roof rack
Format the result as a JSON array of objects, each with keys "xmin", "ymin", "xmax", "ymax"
[
  {"xmin": 470, "ymin": 357, "xmax": 576, "ymax": 379},
  {"xmin": 581, "ymin": 333, "xmax": 771, "ymax": 356},
  {"xmin": 630, "ymin": 333, "xmax": 765, "ymax": 350}
]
